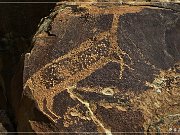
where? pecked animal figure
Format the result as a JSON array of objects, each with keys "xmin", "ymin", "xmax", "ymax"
[{"xmin": 21, "ymin": 3, "xmax": 180, "ymax": 133}]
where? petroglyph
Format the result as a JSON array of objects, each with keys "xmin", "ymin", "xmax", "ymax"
[
  {"xmin": 42, "ymin": 37, "xmax": 110, "ymax": 89},
  {"xmin": 24, "ymin": 10, "xmax": 142, "ymax": 122}
]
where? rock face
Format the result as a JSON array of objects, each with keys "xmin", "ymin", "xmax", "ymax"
[
  {"xmin": 0, "ymin": 1, "xmax": 58, "ymax": 133},
  {"xmin": 0, "ymin": 110, "xmax": 14, "ymax": 133},
  {"xmin": 19, "ymin": 2, "xmax": 180, "ymax": 134}
]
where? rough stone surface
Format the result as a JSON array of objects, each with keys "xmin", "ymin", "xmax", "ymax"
[
  {"xmin": 0, "ymin": 110, "xmax": 14, "ymax": 133},
  {"xmin": 20, "ymin": 2, "xmax": 180, "ymax": 134}
]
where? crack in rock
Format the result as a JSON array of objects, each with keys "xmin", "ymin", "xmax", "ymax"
[{"xmin": 67, "ymin": 85, "xmax": 112, "ymax": 135}]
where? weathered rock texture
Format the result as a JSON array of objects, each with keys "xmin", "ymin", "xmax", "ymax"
[
  {"xmin": 0, "ymin": 1, "xmax": 58, "ymax": 132},
  {"xmin": 19, "ymin": 2, "xmax": 180, "ymax": 134},
  {"xmin": 0, "ymin": 110, "xmax": 14, "ymax": 133}
]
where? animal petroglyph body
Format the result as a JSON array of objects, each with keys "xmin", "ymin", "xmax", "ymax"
[{"xmin": 25, "ymin": 11, "xmax": 140, "ymax": 122}]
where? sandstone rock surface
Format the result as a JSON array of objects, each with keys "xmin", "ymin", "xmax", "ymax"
[{"xmin": 19, "ymin": 2, "xmax": 180, "ymax": 134}]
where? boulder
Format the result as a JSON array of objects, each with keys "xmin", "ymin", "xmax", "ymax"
[{"xmin": 19, "ymin": 2, "xmax": 180, "ymax": 134}]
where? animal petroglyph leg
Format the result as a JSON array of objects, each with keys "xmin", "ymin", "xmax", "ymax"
[{"xmin": 109, "ymin": 15, "xmax": 133, "ymax": 79}]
